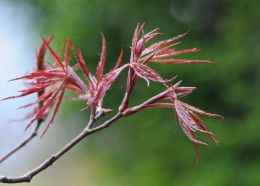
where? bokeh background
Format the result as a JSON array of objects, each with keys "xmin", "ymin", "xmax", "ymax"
[{"xmin": 0, "ymin": 0, "xmax": 259, "ymax": 185}]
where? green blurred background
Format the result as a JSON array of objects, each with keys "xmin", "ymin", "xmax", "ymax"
[{"xmin": 2, "ymin": 0, "xmax": 260, "ymax": 185}]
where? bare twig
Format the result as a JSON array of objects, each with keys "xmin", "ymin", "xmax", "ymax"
[{"xmin": 0, "ymin": 112, "xmax": 122, "ymax": 183}]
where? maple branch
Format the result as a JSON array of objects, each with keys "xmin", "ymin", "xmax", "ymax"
[
  {"xmin": 0, "ymin": 112, "xmax": 122, "ymax": 183},
  {"xmin": 0, "ymin": 24, "xmax": 222, "ymax": 184}
]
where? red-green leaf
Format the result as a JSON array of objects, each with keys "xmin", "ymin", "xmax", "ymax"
[
  {"xmin": 37, "ymin": 35, "xmax": 53, "ymax": 70},
  {"xmin": 153, "ymin": 48, "xmax": 200, "ymax": 59},
  {"xmin": 180, "ymin": 101, "xmax": 223, "ymax": 118},
  {"xmin": 151, "ymin": 59, "xmax": 214, "ymax": 64},
  {"xmin": 41, "ymin": 81, "xmax": 67, "ymax": 137},
  {"xmin": 130, "ymin": 62, "xmax": 165, "ymax": 86},
  {"xmin": 96, "ymin": 32, "xmax": 107, "ymax": 82},
  {"xmin": 64, "ymin": 39, "xmax": 70, "ymax": 72},
  {"xmin": 42, "ymin": 37, "xmax": 65, "ymax": 71},
  {"xmin": 113, "ymin": 49, "xmax": 124, "ymax": 70}
]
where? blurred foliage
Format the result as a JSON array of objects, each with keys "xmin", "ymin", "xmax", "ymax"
[{"xmin": 19, "ymin": 0, "xmax": 260, "ymax": 185}]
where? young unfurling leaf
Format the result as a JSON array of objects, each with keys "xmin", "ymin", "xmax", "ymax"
[{"xmin": 3, "ymin": 23, "xmax": 221, "ymax": 160}]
